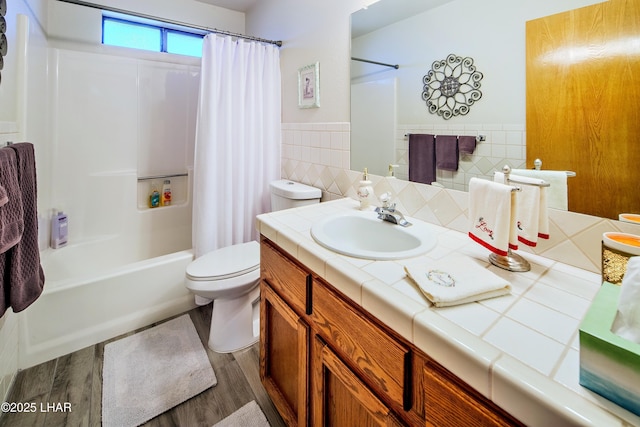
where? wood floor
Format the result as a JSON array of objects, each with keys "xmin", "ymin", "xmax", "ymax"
[{"xmin": 0, "ymin": 304, "xmax": 286, "ymax": 427}]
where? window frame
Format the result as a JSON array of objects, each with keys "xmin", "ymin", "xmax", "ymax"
[{"xmin": 102, "ymin": 15, "xmax": 205, "ymax": 58}]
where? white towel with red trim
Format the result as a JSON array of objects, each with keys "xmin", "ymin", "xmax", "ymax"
[
  {"xmin": 468, "ymin": 177, "xmax": 516, "ymax": 256},
  {"xmin": 495, "ymin": 172, "xmax": 549, "ymax": 247}
]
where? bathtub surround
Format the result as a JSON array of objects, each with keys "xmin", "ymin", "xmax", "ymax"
[
  {"xmin": 193, "ymin": 34, "xmax": 281, "ymax": 258},
  {"xmin": 102, "ymin": 314, "xmax": 216, "ymax": 426},
  {"xmin": 20, "ymin": 248, "xmax": 195, "ymax": 369},
  {"xmin": 281, "ymin": 122, "xmax": 640, "ymax": 275}
]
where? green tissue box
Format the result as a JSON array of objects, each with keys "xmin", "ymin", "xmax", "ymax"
[{"xmin": 579, "ymin": 282, "xmax": 640, "ymax": 416}]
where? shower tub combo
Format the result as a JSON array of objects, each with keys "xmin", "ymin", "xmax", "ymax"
[{"xmin": 19, "ymin": 216, "xmax": 196, "ymax": 369}]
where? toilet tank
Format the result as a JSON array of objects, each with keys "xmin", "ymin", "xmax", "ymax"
[{"xmin": 270, "ymin": 180, "xmax": 321, "ymax": 211}]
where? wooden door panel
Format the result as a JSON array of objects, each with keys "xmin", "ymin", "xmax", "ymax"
[{"xmin": 526, "ymin": 0, "xmax": 640, "ymax": 219}]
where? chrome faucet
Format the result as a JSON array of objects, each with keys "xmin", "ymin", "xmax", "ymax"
[{"xmin": 375, "ymin": 193, "xmax": 412, "ymax": 227}]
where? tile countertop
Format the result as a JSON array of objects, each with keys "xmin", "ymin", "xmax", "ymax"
[{"xmin": 256, "ymin": 198, "xmax": 640, "ymax": 427}]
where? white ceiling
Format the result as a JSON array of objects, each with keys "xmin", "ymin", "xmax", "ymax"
[
  {"xmin": 194, "ymin": 0, "xmax": 259, "ymax": 13},
  {"xmin": 352, "ymin": 0, "xmax": 455, "ymax": 38},
  {"xmin": 194, "ymin": 0, "xmax": 453, "ymax": 33}
]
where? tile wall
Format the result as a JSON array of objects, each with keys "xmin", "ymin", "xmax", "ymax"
[{"xmin": 281, "ymin": 122, "xmax": 639, "ymax": 275}]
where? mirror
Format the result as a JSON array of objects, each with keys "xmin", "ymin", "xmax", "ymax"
[{"xmin": 350, "ymin": 0, "xmax": 639, "ymax": 219}]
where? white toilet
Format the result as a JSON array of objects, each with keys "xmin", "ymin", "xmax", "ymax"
[{"xmin": 185, "ymin": 180, "xmax": 321, "ymax": 353}]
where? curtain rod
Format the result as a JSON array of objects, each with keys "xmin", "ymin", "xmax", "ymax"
[
  {"xmin": 351, "ymin": 57, "xmax": 399, "ymax": 69},
  {"xmin": 56, "ymin": 0, "xmax": 283, "ymax": 47}
]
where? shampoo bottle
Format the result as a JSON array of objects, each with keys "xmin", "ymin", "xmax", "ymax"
[
  {"xmin": 357, "ymin": 168, "xmax": 375, "ymax": 210},
  {"xmin": 161, "ymin": 179, "xmax": 172, "ymax": 206},
  {"xmin": 149, "ymin": 184, "xmax": 160, "ymax": 208},
  {"xmin": 50, "ymin": 210, "xmax": 68, "ymax": 249}
]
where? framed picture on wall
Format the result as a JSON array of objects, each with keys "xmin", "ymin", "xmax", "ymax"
[{"xmin": 298, "ymin": 62, "xmax": 320, "ymax": 108}]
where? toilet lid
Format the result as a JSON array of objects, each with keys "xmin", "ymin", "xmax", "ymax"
[{"xmin": 186, "ymin": 240, "xmax": 260, "ymax": 281}]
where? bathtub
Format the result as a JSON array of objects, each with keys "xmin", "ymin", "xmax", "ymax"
[{"xmin": 18, "ymin": 237, "xmax": 196, "ymax": 369}]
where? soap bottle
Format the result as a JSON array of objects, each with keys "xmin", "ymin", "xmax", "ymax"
[
  {"xmin": 50, "ymin": 210, "xmax": 68, "ymax": 249},
  {"xmin": 161, "ymin": 179, "xmax": 172, "ymax": 206},
  {"xmin": 149, "ymin": 184, "xmax": 160, "ymax": 208},
  {"xmin": 357, "ymin": 168, "xmax": 375, "ymax": 210}
]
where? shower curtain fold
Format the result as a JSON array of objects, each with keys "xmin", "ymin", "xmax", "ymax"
[{"xmin": 193, "ymin": 35, "xmax": 281, "ymax": 258}]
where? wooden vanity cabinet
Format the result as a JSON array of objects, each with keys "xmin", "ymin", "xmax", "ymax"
[
  {"xmin": 260, "ymin": 239, "xmax": 311, "ymax": 426},
  {"xmin": 260, "ymin": 237, "xmax": 522, "ymax": 427}
]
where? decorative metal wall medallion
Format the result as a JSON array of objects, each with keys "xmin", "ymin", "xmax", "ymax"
[{"xmin": 422, "ymin": 54, "xmax": 483, "ymax": 120}]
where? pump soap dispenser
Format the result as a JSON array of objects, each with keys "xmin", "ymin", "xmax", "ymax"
[{"xmin": 357, "ymin": 168, "xmax": 375, "ymax": 210}]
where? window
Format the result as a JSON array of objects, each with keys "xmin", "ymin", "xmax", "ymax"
[{"xmin": 102, "ymin": 16, "xmax": 204, "ymax": 58}]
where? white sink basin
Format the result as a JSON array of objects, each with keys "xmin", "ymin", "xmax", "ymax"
[{"xmin": 310, "ymin": 210, "xmax": 437, "ymax": 260}]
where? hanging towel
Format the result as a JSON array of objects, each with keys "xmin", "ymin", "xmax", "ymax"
[
  {"xmin": 408, "ymin": 134, "xmax": 436, "ymax": 185},
  {"xmin": 512, "ymin": 169, "xmax": 568, "ymax": 211},
  {"xmin": 0, "ymin": 143, "xmax": 45, "ymax": 317},
  {"xmin": 538, "ymin": 186, "xmax": 549, "ymax": 240},
  {"xmin": 0, "ymin": 148, "xmax": 24, "ymax": 254},
  {"xmin": 495, "ymin": 172, "xmax": 548, "ymax": 247},
  {"xmin": 435, "ymin": 135, "xmax": 459, "ymax": 171},
  {"xmin": 404, "ymin": 256, "xmax": 511, "ymax": 307},
  {"xmin": 468, "ymin": 177, "xmax": 516, "ymax": 256},
  {"xmin": 458, "ymin": 135, "xmax": 477, "ymax": 155},
  {"xmin": 0, "ymin": 186, "xmax": 7, "ymax": 207},
  {"xmin": 492, "ymin": 173, "xmax": 520, "ymax": 251}
]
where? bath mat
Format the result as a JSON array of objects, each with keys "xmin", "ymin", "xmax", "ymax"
[
  {"xmin": 213, "ymin": 400, "xmax": 270, "ymax": 427},
  {"xmin": 102, "ymin": 314, "xmax": 217, "ymax": 427}
]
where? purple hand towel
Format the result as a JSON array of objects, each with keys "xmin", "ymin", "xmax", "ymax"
[
  {"xmin": 0, "ymin": 148, "xmax": 24, "ymax": 254},
  {"xmin": 458, "ymin": 135, "xmax": 477, "ymax": 155},
  {"xmin": 0, "ymin": 143, "xmax": 45, "ymax": 317},
  {"xmin": 0, "ymin": 185, "xmax": 8, "ymax": 207},
  {"xmin": 408, "ymin": 134, "xmax": 436, "ymax": 185},
  {"xmin": 435, "ymin": 135, "xmax": 459, "ymax": 171}
]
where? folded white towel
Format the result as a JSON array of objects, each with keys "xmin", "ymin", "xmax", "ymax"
[
  {"xmin": 496, "ymin": 172, "xmax": 548, "ymax": 247},
  {"xmin": 404, "ymin": 257, "xmax": 511, "ymax": 307},
  {"xmin": 468, "ymin": 177, "xmax": 516, "ymax": 256},
  {"xmin": 512, "ymin": 169, "xmax": 568, "ymax": 211}
]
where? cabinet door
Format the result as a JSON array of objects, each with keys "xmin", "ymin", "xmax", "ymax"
[
  {"xmin": 260, "ymin": 283, "xmax": 309, "ymax": 426},
  {"xmin": 312, "ymin": 336, "xmax": 404, "ymax": 427},
  {"xmin": 424, "ymin": 361, "xmax": 521, "ymax": 427}
]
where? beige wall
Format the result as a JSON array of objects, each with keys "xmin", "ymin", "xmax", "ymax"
[{"xmin": 247, "ymin": 0, "xmax": 361, "ymax": 123}]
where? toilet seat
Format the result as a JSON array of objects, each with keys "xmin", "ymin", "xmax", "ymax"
[{"xmin": 186, "ymin": 241, "xmax": 259, "ymax": 281}]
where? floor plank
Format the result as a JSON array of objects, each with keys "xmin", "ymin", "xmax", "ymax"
[
  {"xmin": 45, "ymin": 345, "xmax": 94, "ymax": 426},
  {"xmin": 0, "ymin": 305, "xmax": 284, "ymax": 427}
]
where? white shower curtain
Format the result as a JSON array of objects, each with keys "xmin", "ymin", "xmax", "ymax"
[{"xmin": 193, "ymin": 34, "xmax": 281, "ymax": 258}]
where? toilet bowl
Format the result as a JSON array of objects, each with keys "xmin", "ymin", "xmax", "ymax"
[{"xmin": 185, "ymin": 180, "xmax": 321, "ymax": 353}]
